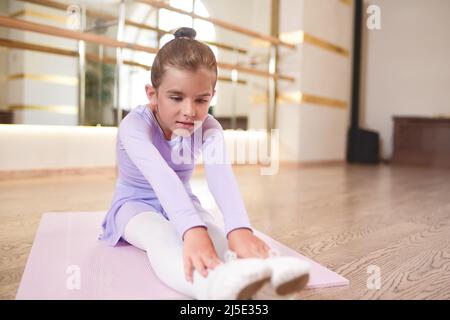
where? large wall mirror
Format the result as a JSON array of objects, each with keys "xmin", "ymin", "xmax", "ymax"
[{"xmin": 0, "ymin": 0, "xmax": 285, "ymax": 131}]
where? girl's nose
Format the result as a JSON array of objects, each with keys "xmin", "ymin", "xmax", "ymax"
[{"xmin": 182, "ymin": 102, "xmax": 195, "ymax": 118}]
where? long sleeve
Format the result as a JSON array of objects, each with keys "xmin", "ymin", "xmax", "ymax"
[
  {"xmin": 201, "ymin": 116, "xmax": 254, "ymax": 238},
  {"xmin": 119, "ymin": 112, "xmax": 206, "ymax": 241}
]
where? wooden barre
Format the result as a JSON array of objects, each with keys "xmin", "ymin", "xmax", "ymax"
[
  {"xmin": 0, "ymin": 15, "xmax": 159, "ymax": 54},
  {"xmin": 219, "ymin": 62, "xmax": 295, "ymax": 82},
  {"xmin": 0, "ymin": 17, "xmax": 293, "ymax": 81},
  {"xmin": 0, "ymin": 38, "xmax": 248, "ymax": 84},
  {"xmin": 137, "ymin": 0, "xmax": 296, "ymax": 49},
  {"xmin": 17, "ymin": 0, "xmax": 248, "ymax": 54}
]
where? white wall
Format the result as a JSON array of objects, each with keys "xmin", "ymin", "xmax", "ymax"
[
  {"xmin": 0, "ymin": 124, "xmax": 269, "ymax": 171},
  {"xmin": 0, "ymin": 124, "xmax": 117, "ymax": 170},
  {"xmin": 362, "ymin": 0, "xmax": 450, "ymax": 159},
  {"xmin": 277, "ymin": 0, "xmax": 354, "ymax": 161},
  {"xmin": 6, "ymin": 0, "xmax": 79, "ymax": 125},
  {"xmin": 0, "ymin": 0, "xmax": 355, "ymax": 170}
]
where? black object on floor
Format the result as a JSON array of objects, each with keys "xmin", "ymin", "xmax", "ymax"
[{"xmin": 347, "ymin": 128, "xmax": 380, "ymax": 164}]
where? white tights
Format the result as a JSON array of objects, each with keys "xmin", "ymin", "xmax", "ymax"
[{"xmin": 122, "ymin": 208, "xmax": 230, "ymax": 299}]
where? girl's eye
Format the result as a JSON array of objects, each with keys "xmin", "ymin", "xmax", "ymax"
[{"xmin": 169, "ymin": 97, "xmax": 207, "ymax": 103}]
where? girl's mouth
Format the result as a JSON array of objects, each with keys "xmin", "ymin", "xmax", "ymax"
[{"xmin": 176, "ymin": 121, "xmax": 194, "ymax": 128}]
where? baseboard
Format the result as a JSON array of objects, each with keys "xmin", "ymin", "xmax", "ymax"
[
  {"xmin": 0, "ymin": 166, "xmax": 117, "ymax": 180},
  {"xmin": 0, "ymin": 160, "xmax": 348, "ymax": 180}
]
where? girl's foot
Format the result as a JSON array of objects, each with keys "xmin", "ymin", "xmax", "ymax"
[
  {"xmin": 201, "ymin": 250, "xmax": 272, "ymax": 300},
  {"xmin": 252, "ymin": 250, "xmax": 310, "ymax": 300}
]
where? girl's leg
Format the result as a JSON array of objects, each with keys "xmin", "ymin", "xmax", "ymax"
[{"xmin": 122, "ymin": 209, "xmax": 229, "ymax": 299}]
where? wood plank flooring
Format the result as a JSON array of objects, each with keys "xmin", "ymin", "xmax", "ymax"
[{"xmin": 0, "ymin": 164, "xmax": 449, "ymax": 299}]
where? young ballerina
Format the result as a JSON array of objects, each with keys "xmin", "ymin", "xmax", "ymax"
[{"xmin": 99, "ymin": 27, "xmax": 310, "ymax": 300}]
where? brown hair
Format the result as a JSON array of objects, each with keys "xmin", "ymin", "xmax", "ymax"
[{"xmin": 151, "ymin": 27, "xmax": 218, "ymax": 89}]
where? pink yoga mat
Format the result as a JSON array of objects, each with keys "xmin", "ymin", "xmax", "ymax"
[{"xmin": 16, "ymin": 212, "xmax": 348, "ymax": 300}]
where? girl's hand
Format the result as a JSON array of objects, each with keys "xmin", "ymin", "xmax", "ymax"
[
  {"xmin": 227, "ymin": 228, "xmax": 271, "ymax": 259},
  {"xmin": 183, "ymin": 226, "xmax": 222, "ymax": 283}
]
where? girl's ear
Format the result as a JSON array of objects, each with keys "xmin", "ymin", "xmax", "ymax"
[{"xmin": 145, "ymin": 84, "xmax": 157, "ymax": 106}]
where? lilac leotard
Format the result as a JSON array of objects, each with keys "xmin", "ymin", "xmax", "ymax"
[{"xmin": 98, "ymin": 104, "xmax": 253, "ymax": 246}]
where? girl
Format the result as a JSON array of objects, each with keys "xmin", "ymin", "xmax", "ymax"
[{"xmin": 99, "ymin": 27, "xmax": 310, "ymax": 300}]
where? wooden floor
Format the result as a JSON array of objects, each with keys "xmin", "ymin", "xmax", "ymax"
[{"xmin": 1, "ymin": 163, "xmax": 449, "ymax": 300}]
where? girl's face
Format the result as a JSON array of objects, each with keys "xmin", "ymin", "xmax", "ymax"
[{"xmin": 145, "ymin": 67, "xmax": 216, "ymax": 140}]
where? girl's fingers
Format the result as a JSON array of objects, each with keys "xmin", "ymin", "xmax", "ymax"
[
  {"xmin": 261, "ymin": 245, "xmax": 270, "ymax": 258},
  {"xmin": 203, "ymin": 255, "xmax": 221, "ymax": 269},
  {"xmin": 254, "ymin": 245, "xmax": 269, "ymax": 258},
  {"xmin": 184, "ymin": 256, "xmax": 194, "ymax": 283},
  {"xmin": 247, "ymin": 247, "xmax": 261, "ymax": 259},
  {"xmin": 193, "ymin": 256, "xmax": 208, "ymax": 278},
  {"xmin": 262, "ymin": 247, "xmax": 270, "ymax": 258},
  {"xmin": 257, "ymin": 248, "xmax": 267, "ymax": 258}
]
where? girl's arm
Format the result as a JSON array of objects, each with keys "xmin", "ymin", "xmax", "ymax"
[
  {"xmin": 201, "ymin": 116, "xmax": 254, "ymax": 239},
  {"xmin": 119, "ymin": 111, "xmax": 207, "ymax": 241}
]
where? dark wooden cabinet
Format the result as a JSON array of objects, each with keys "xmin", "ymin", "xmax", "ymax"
[
  {"xmin": 392, "ymin": 116, "xmax": 450, "ymax": 169},
  {"xmin": 0, "ymin": 110, "xmax": 13, "ymax": 124},
  {"xmin": 214, "ymin": 116, "xmax": 248, "ymax": 130}
]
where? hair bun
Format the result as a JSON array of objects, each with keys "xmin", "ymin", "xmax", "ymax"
[{"xmin": 174, "ymin": 27, "xmax": 196, "ymax": 40}]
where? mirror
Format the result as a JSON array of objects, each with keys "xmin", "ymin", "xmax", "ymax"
[{"xmin": 0, "ymin": 0, "xmax": 276, "ymax": 131}]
